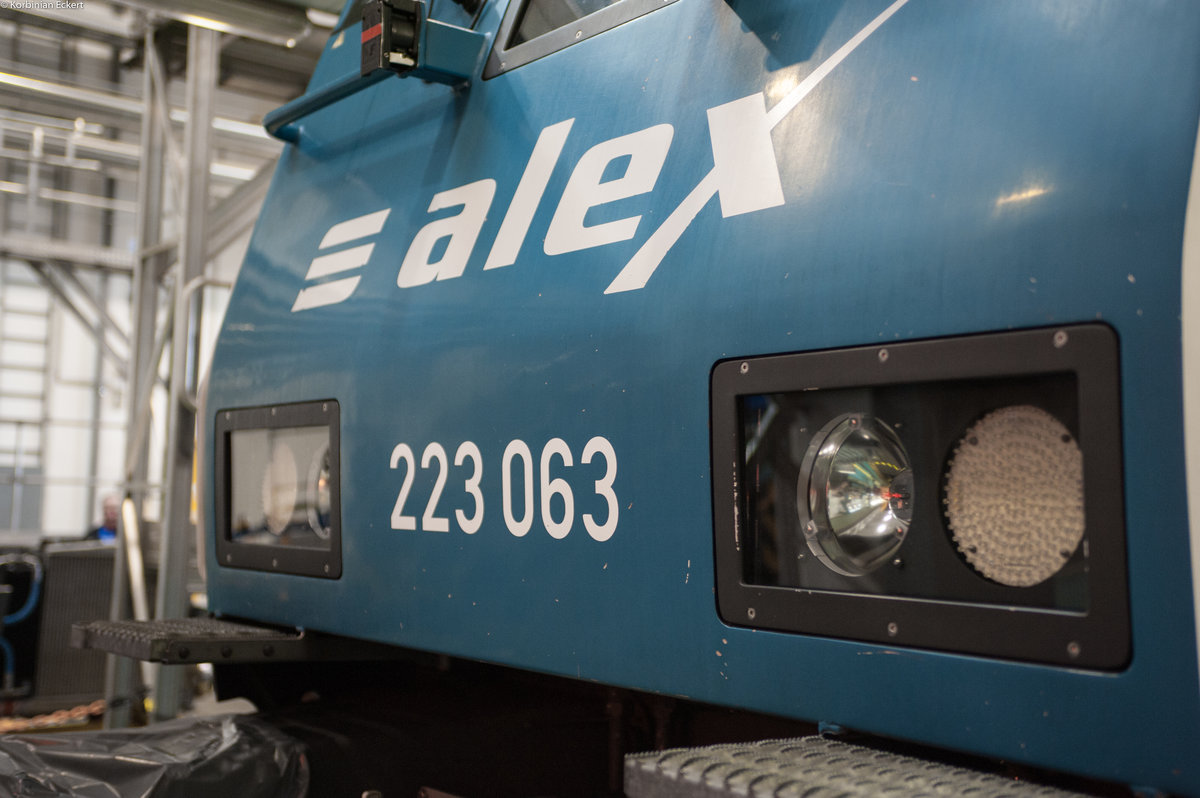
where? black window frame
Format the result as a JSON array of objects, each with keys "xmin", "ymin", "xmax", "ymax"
[
  {"xmin": 710, "ymin": 325, "xmax": 1131, "ymax": 670},
  {"xmin": 214, "ymin": 399, "xmax": 343, "ymax": 580},
  {"xmin": 484, "ymin": 0, "xmax": 678, "ymax": 78}
]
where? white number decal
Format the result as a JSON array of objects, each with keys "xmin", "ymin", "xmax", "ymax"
[
  {"xmin": 540, "ymin": 438, "xmax": 574, "ymax": 539},
  {"xmin": 582, "ymin": 436, "xmax": 618, "ymax": 541},
  {"xmin": 389, "ymin": 443, "xmax": 417, "ymax": 531},
  {"xmin": 455, "ymin": 441, "xmax": 484, "ymax": 534},
  {"xmin": 503, "ymin": 439, "xmax": 534, "ymax": 537},
  {"xmin": 389, "ymin": 436, "xmax": 618, "ymax": 540},
  {"xmin": 421, "ymin": 442, "xmax": 450, "ymax": 533}
]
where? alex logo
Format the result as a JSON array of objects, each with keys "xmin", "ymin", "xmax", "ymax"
[
  {"xmin": 395, "ymin": 90, "xmax": 787, "ymax": 297},
  {"xmin": 292, "ymin": 92, "xmax": 780, "ymax": 312},
  {"xmin": 291, "ymin": 209, "xmax": 391, "ymax": 311},
  {"xmin": 291, "ymin": 0, "xmax": 908, "ymax": 311}
]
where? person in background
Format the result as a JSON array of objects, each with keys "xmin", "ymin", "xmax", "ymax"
[{"xmin": 85, "ymin": 494, "xmax": 119, "ymax": 544}]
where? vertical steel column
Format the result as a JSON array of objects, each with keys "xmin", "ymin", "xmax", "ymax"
[
  {"xmin": 9, "ymin": 423, "xmax": 24, "ymax": 531},
  {"xmin": 85, "ymin": 272, "xmax": 108, "ymax": 525},
  {"xmin": 105, "ymin": 26, "xmax": 168, "ymax": 730},
  {"xmin": 88, "ymin": 43, "xmax": 121, "ymax": 528},
  {"xmin": 24, "ymin": 128, "xmax": 41, "ymax": 233},
  {"xmin": 0, "ymin": 119, "xmax": 7, "ymax": 233},
  {"xmin": 152, "ymin": 24, "xmax": 217, "ymax": 722}
]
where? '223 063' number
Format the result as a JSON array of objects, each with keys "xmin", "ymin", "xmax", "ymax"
[{"xmin": 389, "ymin": 437, "xmax": 618, "ymax": 541}]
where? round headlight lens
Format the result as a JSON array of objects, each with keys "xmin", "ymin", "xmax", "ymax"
[
  {"xmin": 261, "ymin": 439, "xmax": 298, "ymax": 536},
  {"xmin": 307, "ymin": 444, "xmax": 332, "ymax": 539},
  {"xmin": 798, "ymin": 414, "xmax": 914, "ymax": 576}
]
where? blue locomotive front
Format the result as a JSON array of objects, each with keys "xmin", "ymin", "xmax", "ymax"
[{"xmin": 202, "ymin": 1, "xmax": 1200, "ymax": 793}]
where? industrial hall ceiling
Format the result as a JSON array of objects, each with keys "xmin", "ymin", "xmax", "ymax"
[{"xmin": 0, "ymin": 0, "xmax": 347, "ymax": 273}]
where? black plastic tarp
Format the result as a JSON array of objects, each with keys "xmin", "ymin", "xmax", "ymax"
[{"xmin": 0, "ymin": 714, "xmax": 307, "ymax": 797}]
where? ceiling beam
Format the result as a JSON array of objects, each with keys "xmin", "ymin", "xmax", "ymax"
[
  {"xmin": 108, "ymin": 0, "xmax": 312, "ymax": 48},
  {"xmin": 1, "ymin": 233, "xmax": 134, "ymax": 271}
]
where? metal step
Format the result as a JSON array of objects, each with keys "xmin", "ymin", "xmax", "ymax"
[
  {"xmin": 71, "ymin": 617, "xmax": 401, "ymax": 665},
  {"xmin": 625, "ymin": 737, "xmax": 1091, "ymax": 798}
]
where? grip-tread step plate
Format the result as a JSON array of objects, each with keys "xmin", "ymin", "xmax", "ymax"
[
  {"xmin": 625, "ymin": 737, "xmax": 1092, "ymax": 798},
  {"xmin": 71, "ymin": 617, "xmax": 396, "ymax": 664}
]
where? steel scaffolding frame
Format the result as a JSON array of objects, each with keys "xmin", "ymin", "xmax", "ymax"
[{"xmin": 0, "ymin": 2, "xmax": 314, "ymax": 724}]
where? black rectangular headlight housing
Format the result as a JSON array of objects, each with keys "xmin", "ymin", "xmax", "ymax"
[
  {"xmin": 711, "ymin": 325, "xmax": 1129, "ymax": 669},
  {"xmin": 215, "ymin": 399, "xmax": 342, "ymax": 579}
]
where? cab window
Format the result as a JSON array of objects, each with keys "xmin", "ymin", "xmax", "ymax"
[
  {"xmin": 485, "ymin": 0, "xmax": 676, "ymax": 78},
  {"xmin": 509, "ymin": 0, "xmax": 623, "ymax": 46}
]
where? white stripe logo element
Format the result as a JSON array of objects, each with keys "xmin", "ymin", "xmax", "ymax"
[{"xmin": 292, "ymin": 209, "xmax": 392, "ymax": 312}]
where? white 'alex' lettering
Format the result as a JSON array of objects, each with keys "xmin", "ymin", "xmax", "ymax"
[
  {"xmin": 605, "ymin": 0, "xmax": 910, "ymax": 293},
  {"xmin": 707, "ymin": 94, "xmax": 785, "ymax": 218},
  {"xmin": 484, "ymin": 118, "xmax": 575, "ymax": 270},
  {"xmin": 396, "ymin": 179, "xmax": 496, "ymax": 288},
  {"xmin": 543, "ymin": 124, "xmax": 674, "ymax": 256}
]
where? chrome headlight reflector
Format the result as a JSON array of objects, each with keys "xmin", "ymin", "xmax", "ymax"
[{"xmin": 799, "ymin": 414, "xmax": 914, "ymax": 577}]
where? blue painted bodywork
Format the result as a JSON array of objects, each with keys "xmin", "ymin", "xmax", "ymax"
[{"xmin": 206, "ymin": 0, "xmax": 1200, "ymax": 792}]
